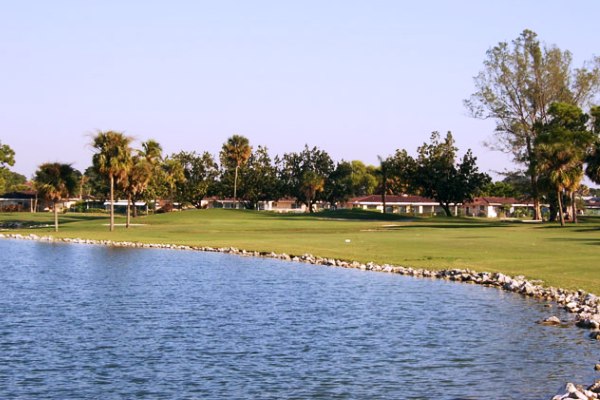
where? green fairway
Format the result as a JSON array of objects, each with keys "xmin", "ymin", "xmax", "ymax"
[{"xmin": 2, "ymin": 209, "xmax": 599, "ymax": 293}]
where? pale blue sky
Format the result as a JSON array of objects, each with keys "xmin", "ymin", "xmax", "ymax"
[{"xmin": 1, "ymin": 1, "xmax": 599, "ymax": 178}]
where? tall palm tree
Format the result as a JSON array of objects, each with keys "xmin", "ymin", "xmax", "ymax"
[
  {"xmin": 92, "ymin": 131, "xmax": 132, "ymax": 231},
  {"xmin": 537, "ymin": 138, "xmax": 586, "ymax": 226},
  {"xmin": 536, "ymin": 103, "xmax": 594, "ymax": 225},
  {"xmin": 141, "ymin": 139, "xmax": 163, "ymax": 165},
  {"xmin": 122, "ymin": 156, "xmax": 152, "ymax": 227},
  {"xmin": 220, "ymin": 135, "xmax": 251, "ymax": 208},
  {"xmin": 161, "ymin": 157, "xmax": 186, "ymax": 209},
  {"xmin": 34, "ymin": 163, "xmax": 78, "ymax": 232},
  {"xmin": 139, "ymin": 139, "xmax": 163, "ymax": 213}
]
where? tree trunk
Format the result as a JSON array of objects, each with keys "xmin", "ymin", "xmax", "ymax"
[
  {"xmin": 557, "ymin": 190, "xmax": 565, "ymax": 227},
  {"xmin": 441, "ymin": 203, "xmax": 452, "ymax": 217},
  {"xmin": 126, "ymin": 195, "xmax": 131, "ymax": 228},
  {"xmin": 234, "ymin": 165, "xmax": 239, "ymax": 209},
  {"xmin": 381, "ymin": 177, "xmax": 387, "ymax": 214},
  {"xmin": 133, "ymin": 197, "xmax": 138, "ymax": 217},
  {"xmin": 53, "ymin": 201, "xmax": 59, "ymax": 232},
  {"xmin": 571, "ymin": 191, "xmax": 578, "ymax": 224},
  {"xmin": 110, "ymin": 175, "xmax": 115, "ymax": 232},
  {"xmin": 526, "ymin": 136, "xmax": 541, "ymax": 220}
]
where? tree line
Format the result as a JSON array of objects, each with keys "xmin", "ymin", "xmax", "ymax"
[{"xmin": 1, "ymin": 29, "xmax": 600, "ymax": 230}]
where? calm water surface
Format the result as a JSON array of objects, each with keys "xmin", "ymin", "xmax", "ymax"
[{"xmin": 0, "ymin": 239, "xmax": 597, "ymax": 399}]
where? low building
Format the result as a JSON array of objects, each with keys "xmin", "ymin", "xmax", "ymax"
[
  {"xmin": 583, "ymin": 197, "xmax": 600, "ymax": 216},
  {"xmin": 461, "ymin": 197, "xmax": 535, "ymax": 218},
  {"xmin": 258, "ymin": 198, "xmax": 307, "ymax": 213},
  {"xmin": 103, "ymin": 200, "xmax": 148, "ymax": 213},
  {"xmin": 0, "ymin": 190, "xmax": 38, "ymax": 212},
  {"xmin": 346, "ymin": 194, "xmax": 457, "ymax": 216}
]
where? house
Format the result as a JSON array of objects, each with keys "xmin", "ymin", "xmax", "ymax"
[
  {"xmin": 345, "ymin": 194, "xmax": 458, "ymax": 216},
  {"xmin": 461, "ymin": 197, "xmax": 535, "ymax": 218},
  {"xmin": 208, "ymin": 198, "xmax": 246, "ymax": 209},
  {"xmin": 0, "ymin": 190, "xmax": 38, "ymax": 212},
  {"xmin": 209, "ymin": 197, "xmax": 308, "ymax": 213},
  {"xmin": 103, "ymin": 200, "xmax": 149, "ymax": 213},
  {"xmin": 0, "ymin": 190, "xmax": 84, "ymax": 213},
  {"xmin": 583, "ymin": 197, "xmax": 600, "ymax": 216},
  {"xmin": 258, "ymin": 198, "xmax": 307, "ymax": 213}
]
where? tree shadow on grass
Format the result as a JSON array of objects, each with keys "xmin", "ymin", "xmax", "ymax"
[
  {"xmin": 547, "ymin": 237, "xmax": 600, "ymax": 246},
  {"xmin": 379, "ymin": 221, "xmax": 512, "ymax": 230},
  {"xmin": 259, "ymin": 209, "xmax": 416, "ymax": 222},
  {"xmin": 0, "ymin": 214, "xmax": 106, "ymax": 229}
]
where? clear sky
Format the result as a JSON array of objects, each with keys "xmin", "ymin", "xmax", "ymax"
[{"xmin": 1, "ymin": 0, "xmax": 599, "ymax": 178}]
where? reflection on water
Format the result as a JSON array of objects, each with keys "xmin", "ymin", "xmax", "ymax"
[{"xmin": 0, "ymin": 240, "xmax": 596, "ymax": 399}]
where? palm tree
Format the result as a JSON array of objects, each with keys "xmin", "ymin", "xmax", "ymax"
[
  {"xmin": 122, "ymin": 156, "xmax": 152, "ymax": 227},
  {"xmin": 536, "ymin": 103, "xmax": 594, "ymax": 225},
  {"xmin": 138, "ymin": 139, "xmax": 163, "ymax": 213},
  {"xmin": 220, "ymin": 135, "xmax": 251, "ymax": 208},
  {"xmin": 141, "ymin": 139, "xmax": 163, "ymax": 165},
  {"xmin": 91, "ymin": 131, "xmax": 132, "ymax": 231},
  {"xmin": 34, "ymin": 163, "xmax": 78, "ymax": 232},
  {"xmin": 161, "ymin": 157, "xmax": 186, "ymax": 209}
]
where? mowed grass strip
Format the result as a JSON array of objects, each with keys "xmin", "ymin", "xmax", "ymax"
[{"xmin": 1, "ymin": 209, "xmax": 599, "ymax": 293}]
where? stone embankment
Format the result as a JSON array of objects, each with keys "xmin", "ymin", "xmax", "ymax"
[{"xmin": 1, "ymin": 232, "xmax": 599, "ymax": 399}]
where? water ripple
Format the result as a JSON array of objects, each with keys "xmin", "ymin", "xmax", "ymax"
[{"xmin": 0, "ymin": 240, "xmax": 596, "ymax": 399}]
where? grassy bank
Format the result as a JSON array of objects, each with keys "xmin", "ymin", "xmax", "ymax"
[{"xmin": 1, "ymin": 209, "xmax": 599, "ymax": 293}]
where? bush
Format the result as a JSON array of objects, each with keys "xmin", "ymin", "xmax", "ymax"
[{"xmin": 156, "ymin": 202, "xmax": 174, "ymax": 214}]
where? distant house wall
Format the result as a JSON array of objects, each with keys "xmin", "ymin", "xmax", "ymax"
[
  {"xmin": 461, "ymin": 197, "xmax": 536, "ymax": 218},
  {"xmin": 346, "ymin": 195, "xmax": 455, "ymax": 216}
]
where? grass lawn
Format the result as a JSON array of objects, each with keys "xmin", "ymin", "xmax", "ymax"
[{"xmin": 1, "ymin": 209, "xmax": 599, "ymax": 293}]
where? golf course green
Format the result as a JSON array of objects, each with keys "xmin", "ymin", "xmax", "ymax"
[{"xmin": 1, "ymin": 209, "xmax": 599, "ymax": 294}]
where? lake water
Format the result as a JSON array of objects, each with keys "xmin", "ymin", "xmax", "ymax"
[{"xmin": 0, "ymin": 239, "xmax": 597, "ymax": 399}]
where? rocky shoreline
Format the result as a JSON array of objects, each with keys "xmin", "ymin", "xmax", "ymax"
[{"xmin": 1, "ymin": 232, "xmax": 599, "ymax": 399}]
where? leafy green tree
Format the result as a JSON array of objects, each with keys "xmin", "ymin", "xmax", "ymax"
[
  {"xmin": 83, "ymin": 166, "xmax": 109, "ymax": 200},
  {"xmin": 1, "ymin": 171, "xmax": 27, "ymax": 193},
  {"xmin": 481, "ymin": 181, "xmax": 520, "ymax": 198},
  {"xmin": 91, "ymin": 130, "xmax": 132, "ymax": 231},
  {"xmin": 536, "ymin": 103, "xmax": 595, "ymax": 225},
  {"xmin": 238, "ymin": 146, "xmax": 279, "ymax": 209},
  {"xmin": 278, "ymin": 145, "xmax": 334, "ymax": 213},
  {"xmin": 348, "ymin": 160, "xmax": 378, "ymax": 196},
  {"xmin": 324, "ymin": 161, "xmax": 354, "ymax": 207},
  {"xmin": 414, "ymin": 132, "xmax": 491, "ymax": 216},
  {"xmin": 0, "ymin": 141, "xmax": 16, "ymax": 193},
  {"xmin": 220, "ymin": 135, "xmax": 252, "ymax": 207},
  {"xmin": 387, "ymin": 149, "xmax": 417, "ymax": 194},
  {"xmin": 34, "ymin": 163, "xmax": 78, "ymax": 232},
  {"xmin": 160, "ymin": 157, "xmax": 186, "ymax": 209},
  {"xmin": 375, "ymin": 155, "xmax": 392, "ymax": 213},
  {"xmin": 465, "ymin": 29, "xmax": 600, "ymax": 220},
  {"xmin": 170, "ymin": 151, "xmax": 218, "ymax": 208},
  {"xmin": 585, "ymin": 106, "xmax": 600, "ymax": 185}
]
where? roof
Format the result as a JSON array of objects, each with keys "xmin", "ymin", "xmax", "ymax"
[
  {"xmin": 585, "ymin": 197, "xmax": 600, "ymax": 208},
  {"xmin": 464, "ymin": 197, "xmax": 534, "ymax": 206},
  {"xmin": 0, "ymin": 190, "xmax": 37, "ymax": 199},
  {"xmin": 349, "ymin": 194, "xmax": 437, "ymax": 204}
]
